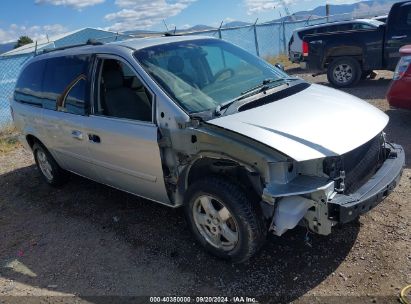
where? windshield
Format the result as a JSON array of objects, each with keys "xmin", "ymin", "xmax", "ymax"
[{"xmin": 134, "ymin": 38, "xmax": 289, "ymax": 113}]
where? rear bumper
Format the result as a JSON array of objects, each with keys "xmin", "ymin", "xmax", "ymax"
[{"xmin": 328, "ymin": 144, "xmax": 405, "ymax": 223}]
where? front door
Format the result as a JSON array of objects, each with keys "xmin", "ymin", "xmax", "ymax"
[{"xmin": 84, "ymin": 55, "xmax": 170, "ymax": 204}]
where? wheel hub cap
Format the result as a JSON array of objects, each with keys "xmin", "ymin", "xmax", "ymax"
[
  {"xmin": 192, "ymin": 195, "xmax": 239, "ymax": 251},
  {"xmin": 333, "ymin": 64, "xmax": 353, "ymax": 84},
  {"xmin": 37, "ymin": 150, "xmax": 53, "ymax": 181}
]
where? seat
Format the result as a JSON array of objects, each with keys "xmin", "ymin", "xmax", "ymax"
[
  {"xmin": 102, "ymin": 69, "xmax": 152, "ymax": 122},
  {"xmin": 167, "ymin": 55, "xmax": 196, "ymax": 86}
]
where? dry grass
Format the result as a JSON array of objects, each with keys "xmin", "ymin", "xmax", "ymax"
[
  {"xmin": 0, "ymin": 125, "xmax": 20, "ymax": 155},
  {"xmin": 265, "ymin": 54, "xmax": 298, "ymax": 70}
]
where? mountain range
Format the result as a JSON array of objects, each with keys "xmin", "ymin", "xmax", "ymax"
[{"xmin": 182, "ymin": 0, "xmax": 399, "ymax": 31}]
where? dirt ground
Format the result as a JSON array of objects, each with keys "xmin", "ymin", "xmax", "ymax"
[{"xmin": 0, "ymin": 70, "xmax": 410, "ymax": 304}]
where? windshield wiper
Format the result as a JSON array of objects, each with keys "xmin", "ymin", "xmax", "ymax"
[{"xmin": 215, "ymin": 77, "xmax": 299, "ymax": 115}]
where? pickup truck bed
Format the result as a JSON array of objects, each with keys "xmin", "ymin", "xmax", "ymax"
[{"xmin": 301, "ymin": 1, "xmax": 411, "ymax": 87}]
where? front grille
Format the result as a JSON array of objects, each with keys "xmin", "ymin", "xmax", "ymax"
[{"xmin": 324, "ymin": 133, "xmax": 386, "ymax": 194}]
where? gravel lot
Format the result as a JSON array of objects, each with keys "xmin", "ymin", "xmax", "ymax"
[{"xmin": 0, "ymin": 69, "xmax": 410, "ymax": 304}]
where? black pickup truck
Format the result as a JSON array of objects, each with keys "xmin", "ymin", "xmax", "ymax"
[{"xmin": 302, "ymin": 1, "xmax": 411, "ymax": 87}]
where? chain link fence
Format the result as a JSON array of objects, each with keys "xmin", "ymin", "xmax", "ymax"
[
  {"xmin": 184, "ymin": 9, "xmax": 388, "ymax": 58},
  {"xmin": 0, "ymin": 10, "xmax": 389, "ymax": 131},
  {"xmin": 0, "ymin": 54, "xmax": 33, "ymax": 129}
]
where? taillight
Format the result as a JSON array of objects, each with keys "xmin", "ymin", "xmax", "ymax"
[
  {"xmin": 302, "ymin": 41, "xmax": 309, "ymax": 56},
  {"xmin": 393, "ymin": 55, "xmax": 411, "ymax": 80}
]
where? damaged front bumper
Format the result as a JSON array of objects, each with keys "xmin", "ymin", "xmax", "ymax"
[
  {"xmin": 263, "ymin": 144, "xmax": 405, "ymax": 236},
  {"xmin": 328, "ymin": 144, "xmax": 405, "ymax": 224}
]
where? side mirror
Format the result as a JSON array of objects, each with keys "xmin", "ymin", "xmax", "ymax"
[{"xmin": 275, "ymin": 63, "xmax": 285, "ymax": 71}]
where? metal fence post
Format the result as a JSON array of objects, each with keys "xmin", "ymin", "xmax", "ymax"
[
  {"xmin": 253, "ymin": 18, "xmax": 260, "ymax": 57},
  {"xmin": 282, "ymin": 21, "xmax": 287, "ymax": 54}
]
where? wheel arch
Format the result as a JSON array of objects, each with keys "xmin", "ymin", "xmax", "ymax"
[
  {"xmin": 26, "ymin": 134, "xmax": 44, "ymax": 150},
  {"xmin": 176, "ymin": 155, "xmax": 264, "ymax": 206},
  {"xmin": 325, "ymin": 46, "xmax": 364, "ymax": 67}
]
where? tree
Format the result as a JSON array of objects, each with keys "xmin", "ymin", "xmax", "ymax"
[{"xmin": 14, "ymin": 36, "xmax": 33, "ymax": 49}]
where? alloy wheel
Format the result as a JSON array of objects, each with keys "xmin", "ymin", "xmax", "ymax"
[
  {"xmin": 192, "ymin": 195, "xmax": 239, "ymax": 251},
  {"xmin": 37, "ymin": 150, "xmax": 53, "ymax": 181},
  {"xmin": 333, "ymin": 64, "xmax": 353, "ymax": 84}
]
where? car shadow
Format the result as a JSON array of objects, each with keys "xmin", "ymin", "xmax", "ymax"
[{"xmin": 0, "ymin": 164, "xmax": 359, "ymax": 302}]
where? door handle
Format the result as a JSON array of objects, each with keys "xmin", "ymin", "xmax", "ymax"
[
  {"xmin": 88, "ymin": 134, "xmax": 101, "ymax": 143},
  {"xmin": 392, "ymin": 35, "xmax": 407, "ymax": 40},
  {"xmin": 71, "ymin": 130, "xmax": 84, "ymax": 140}
]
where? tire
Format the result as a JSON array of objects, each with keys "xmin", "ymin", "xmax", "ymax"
[
  {"xmin": 33, "ymin": 143, "xmax": 67, "ymax": 187},
  {"xmin": 327, "ymin": 57, "xmax": 361, "ymax": 88},
  {"xmin": 184, "ymin": 177, "xmax": 266, "ymax": 263}
]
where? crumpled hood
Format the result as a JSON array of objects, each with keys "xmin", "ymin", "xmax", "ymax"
[{"xmin": 208, "ymin": 84, "xmax": 388, "ymax": 161}]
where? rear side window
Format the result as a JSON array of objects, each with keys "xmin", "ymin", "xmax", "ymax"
[
  {"xmin": 61, "ymin": 77, "xmax": 87, "ymax": 115},
  {"xmin": 43, "ymin": 55, "xmax": 90, "ymax": 115},
  {"xmin": 14, "ymin": 60, "xmax": 45, "ymax": 107}
]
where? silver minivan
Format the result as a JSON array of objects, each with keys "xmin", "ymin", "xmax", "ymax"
[{"xmin": 11, "ymin": 36, "xmax": 404, "ymax": 262}]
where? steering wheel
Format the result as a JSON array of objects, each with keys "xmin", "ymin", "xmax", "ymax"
[{"xmin": 213, "ymin": 68, "xmax": 235, "ymax": 82}]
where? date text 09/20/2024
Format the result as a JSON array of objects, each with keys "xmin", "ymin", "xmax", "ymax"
[{"xmin": 149, "ymin": 296, "xmax": 257, "ymax": 303}]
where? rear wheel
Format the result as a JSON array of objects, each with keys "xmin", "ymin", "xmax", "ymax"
[
  {"xmin": 33, "ymin": 143, "xmax": 67, "ymax": 187},
  {"xmin": 184, "ymin": 177, "xmax": 266, "ymax": 263},
  {"xmin": 327, "ymin": 57, "xmax": 361, "ymax": 88}
]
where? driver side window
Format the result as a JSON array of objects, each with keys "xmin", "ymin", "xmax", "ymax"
[{"xmin": 94, "ymin": 58, "xmax": 153, "ymax": 122}]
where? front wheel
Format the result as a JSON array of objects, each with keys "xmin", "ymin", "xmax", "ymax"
[
  {"xmin": 184, "ymin": 177, "xmax": 266, "ymax": 263},
  {"xmin": 327, "ymin": 57, "xmax": 361, "ymax": 88}
]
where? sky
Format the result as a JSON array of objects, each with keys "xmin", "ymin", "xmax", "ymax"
[{"xmin": 0, "ymin": 0, "xmax": 363, "ymax": 43}]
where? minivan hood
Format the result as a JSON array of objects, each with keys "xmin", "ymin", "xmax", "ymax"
[{"xmin": 208, "ymin": 84, "xmax": 388, "ymax": 161}]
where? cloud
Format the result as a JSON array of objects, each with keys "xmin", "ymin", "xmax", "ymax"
[
  {"xmin": 0, "ymin": 24, "xmax": 67, "ymax": 43},
  {"xmin": 245, "ymin": 0, "xmax": 280, "ymax": 15},
  {"xmin": 353, "ymin": 2, "xmax": 393, "ymax": 16},
  {"xmin": 246, "ymin": 0, "xmax": 342, "ymax": 15},
  {"xmin": 105, "ymin": 0, "xmax": 196, "ymax": 32},
  {"xmin": 35, "ymin": 0, "xmax": 105, "ymax": 10}
]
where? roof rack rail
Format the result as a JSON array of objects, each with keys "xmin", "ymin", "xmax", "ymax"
[{"xmin": 38, "ymin": 39, "xmax": 104, "ymax": 55}]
